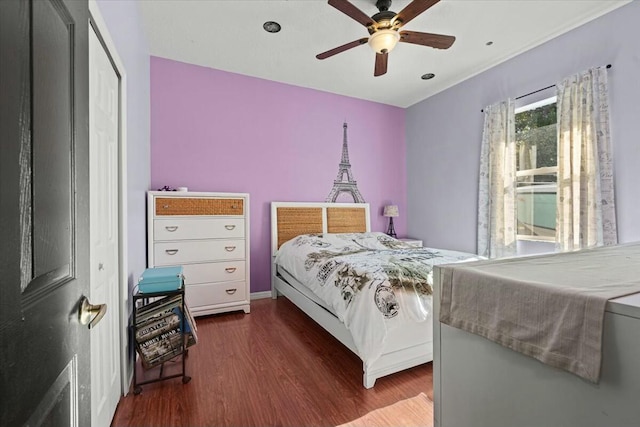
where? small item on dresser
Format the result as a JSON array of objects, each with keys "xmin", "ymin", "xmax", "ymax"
[
  {"xmin": 157, "ymin": 185, "xmax": 176, "ymax": 191},
  {"xmin": 176, "ymin": 187, "xmax": 188, "ymax": 192},
  {"xmin": 138, "ymin": 266, "xmax": 184, "ymax": 293}
]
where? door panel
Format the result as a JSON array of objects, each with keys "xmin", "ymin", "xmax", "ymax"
[
  {"xmin": 0, "ymin": 0, "xmax": 91, "ymax": 425},
  {"xmin": 90, "ymin": 24, "xmax": 122, "ymax": 427},
  {"xmin": 31, "ymin": 0, "xmax": 73, "ymax": 288},
  {"xmin": 24, "ymin": 357, "xmax": 78, "ymax": 426}
]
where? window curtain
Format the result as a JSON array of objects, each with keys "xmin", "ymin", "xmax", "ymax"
[
  {"xmin": 477, "ymin": 99, "xmax": 517, "ymax": 258},
  {"xmin": 556, "ymin": 66, "xmax": 617, "ymax": 251}
]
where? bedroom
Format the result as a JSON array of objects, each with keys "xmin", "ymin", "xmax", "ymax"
[
  {"xmin": 111, "ymin": 0, "xmax": 640, "ymax": 423},
  {"xmin": 2, "ymin": 0, "xmax": 639, "ymax": 426}
]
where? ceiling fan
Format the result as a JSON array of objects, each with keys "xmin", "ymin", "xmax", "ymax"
[{"xmin": 316, "ymin": 0, "xmax": 455, "ymax": 77}]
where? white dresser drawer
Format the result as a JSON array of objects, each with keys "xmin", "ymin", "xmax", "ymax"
[
  {"xmin": 180, "ymin": 262, "xmax": 245, "ymax": 285},
  {"xmin": 154, "ymin": 239, "xmax": 245, "ymax": 265},
  {"xmin": 185, "ymin": 281, "xmax": 247, "ymax": 308},
  {"xmin": 153, "ymin": 218, "xmax": 245, "ymax": 241}
]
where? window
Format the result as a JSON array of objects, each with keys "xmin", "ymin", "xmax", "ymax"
[
  {"xmin": 479, "ymin": 67, "xmax": 615, "ymax": 258},
  {"xmin": 515, "ymin": 96, "xmax": 557, "ymax": 242}
]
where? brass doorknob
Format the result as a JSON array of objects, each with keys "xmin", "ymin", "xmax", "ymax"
[{"xmin": 79, "ymin": 296, "xmax": 107, "ymax": 329}]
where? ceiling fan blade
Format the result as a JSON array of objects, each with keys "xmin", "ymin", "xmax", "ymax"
[
  {"xmin": 316, "ymin": 38, "xmax": 369, "ymax": 60},
  {"xmin": 328, "ymin": 0, "xmax": 375, "ymax": 27},
  {"xmin": 395, "ymin": 0, "xmax": 440, "ymax": 27},
  {"xmin": 374, "ymin": 52, "xmax": 388, "ymax": 77},
  {"xmin": 400, "ymin": 30, "xmax": 455, "ymax": 49}
]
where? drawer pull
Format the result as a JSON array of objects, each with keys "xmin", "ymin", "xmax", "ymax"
[
  {"xmin": 165, "ymin": 249, "xmax": 179, "ymax": 255},
  {"xmin": 165, "ymin": 226, "xmax": 178, "ymax": 232},
  {"xmin": 224, "ymin": 225, "xmax": 236, "ymax": 230},
  {"xmin": 225, "ymin": 246, "xmax": 236, "ymax": 252},
  {"xmin": 225, "ymin": 288, "xmax": 237, "ymax": 295},
  {"xmin": 225, "ymin": 267, "xmax": 237, "ymax": 273}
]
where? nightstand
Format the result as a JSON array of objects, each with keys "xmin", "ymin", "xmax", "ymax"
[{"xmin": 399, "ymin": 238, "xmax": 423, "ymax": 248}]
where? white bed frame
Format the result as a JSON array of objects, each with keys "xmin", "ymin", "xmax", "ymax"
[{"xmin": 270, "ymin": 201, "xmax": 433, "ymax": 388}]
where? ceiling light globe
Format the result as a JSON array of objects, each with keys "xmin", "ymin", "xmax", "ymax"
[{"xmin": 368, "ymin": 29, "xmax": 400, "ymax": 54}]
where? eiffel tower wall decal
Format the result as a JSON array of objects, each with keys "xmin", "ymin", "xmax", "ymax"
[{"xmin": 327, "ymin": 122, "xmax": 366, "ymax": 203}]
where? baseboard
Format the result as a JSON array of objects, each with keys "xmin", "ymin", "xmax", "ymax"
[{"xmin": 250, "ymin": 291, "xmax": 272, "ymax": 300}]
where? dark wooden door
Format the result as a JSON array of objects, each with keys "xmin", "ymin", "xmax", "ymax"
[{"xmin": 0, "ymin": 0, "xmax": 91, "ymax": 425}]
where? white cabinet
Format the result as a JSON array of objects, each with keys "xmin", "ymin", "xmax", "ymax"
[
  {"xmin": 432, "ymin": 260, "xmax": 640, "ymax": 427},
  {"xmin": 147, "ymin": 191, "xmax": 250, "ymax": 316}
]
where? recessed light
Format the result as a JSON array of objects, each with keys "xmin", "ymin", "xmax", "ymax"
[
  {"xmin": 486, "ymin": 41, "xmax": 493, "ymax": 46},
  {"xmin": 263, "ymin": 21, "xmax": 281, "ymax": 33},
  {"xmin": 421, "ymin": 73, "xmax": 435, "ymax": 80}
]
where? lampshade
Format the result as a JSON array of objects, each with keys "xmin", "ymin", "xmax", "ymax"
[
  {"xmin": 368, "ymin": 29, "xmax": 400, "ymax": 54},
  {"xmin": 383, "ymin": 205, "xmax": 399, "ymax": 217}
]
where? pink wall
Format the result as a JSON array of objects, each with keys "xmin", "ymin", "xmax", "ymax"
[{"xmin": 151, "ymin": 57, "xmax": 407, "ymax": 293}]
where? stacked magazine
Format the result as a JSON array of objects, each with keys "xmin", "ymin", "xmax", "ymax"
[{"xmin": 134, "ymin": 294, "xmax": 198, "ymax": 369}]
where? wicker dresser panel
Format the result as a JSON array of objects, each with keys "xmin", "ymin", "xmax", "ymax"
[{"xmin": 155, "ymin": 197, "xmax": 244, "ymax": 216}]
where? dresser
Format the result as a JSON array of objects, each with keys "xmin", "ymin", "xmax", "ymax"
[{"xmin": 147, "ymin": 191, "xmax": 250, "ymax": 316}]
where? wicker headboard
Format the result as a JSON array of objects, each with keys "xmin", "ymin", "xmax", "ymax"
[{"xmin": 271, "ymin": 202, "xmax": 371, "ymax": 254}]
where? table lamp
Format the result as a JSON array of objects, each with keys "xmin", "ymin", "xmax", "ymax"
[{"xmin": 383, "ymin": 205, "xmax": 398, "ymax": 238}]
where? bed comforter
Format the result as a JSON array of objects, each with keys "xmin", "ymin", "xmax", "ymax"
[{"xmin": 274, "ymin": 232, "xmax": 481, "ymax": 367}]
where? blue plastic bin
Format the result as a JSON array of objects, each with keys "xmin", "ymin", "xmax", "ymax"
[{"xmin": 138, "ymin": 266, "xmax": 184, "ymax": 293}]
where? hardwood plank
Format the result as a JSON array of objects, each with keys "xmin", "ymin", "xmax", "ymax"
[{"xmin": 111, "ymin": 298, "xmax": 432, "ymax": 427}]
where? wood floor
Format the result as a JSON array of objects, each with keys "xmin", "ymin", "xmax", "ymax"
[{"xmin": 111, "ymin": 297, "xmax": 432, "ymax": 427}]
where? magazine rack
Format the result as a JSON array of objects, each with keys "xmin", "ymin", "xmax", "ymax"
[{"xmin": 132, "ymin": 284, "xmax": 192, "ymax": 394}]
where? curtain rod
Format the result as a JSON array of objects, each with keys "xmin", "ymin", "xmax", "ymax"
[{"xmin": 480, "ymin": 64, "xmax": 612, "ymax": 112}]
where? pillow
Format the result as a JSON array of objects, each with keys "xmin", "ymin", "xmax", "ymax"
[
  {"xmin": 278, "ymin": 232, "xmax": 417, "ymax": 255},
  {"xmin": 324, "ymin": 232, "xmax": 416, "ymax": 250}
]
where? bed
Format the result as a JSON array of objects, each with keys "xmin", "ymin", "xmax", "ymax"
[{"xmin": 270, "ymin": 201, "xmax": 480, "ymax": 388}]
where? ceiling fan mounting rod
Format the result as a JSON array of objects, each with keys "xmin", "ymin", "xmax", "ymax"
[{"xmin": 376, "ymin": 0, "xmax": 392, "ymax": 12}]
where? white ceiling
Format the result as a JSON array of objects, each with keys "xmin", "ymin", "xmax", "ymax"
[{"xmin": 138, "ymin": 0, "xmax": 630, "ymax": 108}]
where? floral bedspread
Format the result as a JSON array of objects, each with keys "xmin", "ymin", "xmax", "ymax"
[{"xmin": 274, "ymin": 232, "xmax": 481, "ymax": 366}]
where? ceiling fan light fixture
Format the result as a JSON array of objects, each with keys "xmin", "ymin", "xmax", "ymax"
[{"xmin": 368, "ymin": 29, "xmax": 400, "ymax": 54}]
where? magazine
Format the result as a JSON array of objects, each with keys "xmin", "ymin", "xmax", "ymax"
[
  {"xmin": 137, "ymin": 326, "xmax": 184, "ymax": 368},
  {"xmin": 133, "ymin": 293, "xmax": 198, "ymax": 369},
  {"xmin": 135, "ymin": 313, "xmax": 181, "ymax": 343}
]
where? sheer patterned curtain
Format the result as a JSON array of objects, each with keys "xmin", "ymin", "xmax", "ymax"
[
  {"xmin": 556, "ymin": 66, "xmax": 617, "ymax": 251},
  {"xmin": 477, "ymin": 99, "xmax": 517, "ymax": 258}
]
